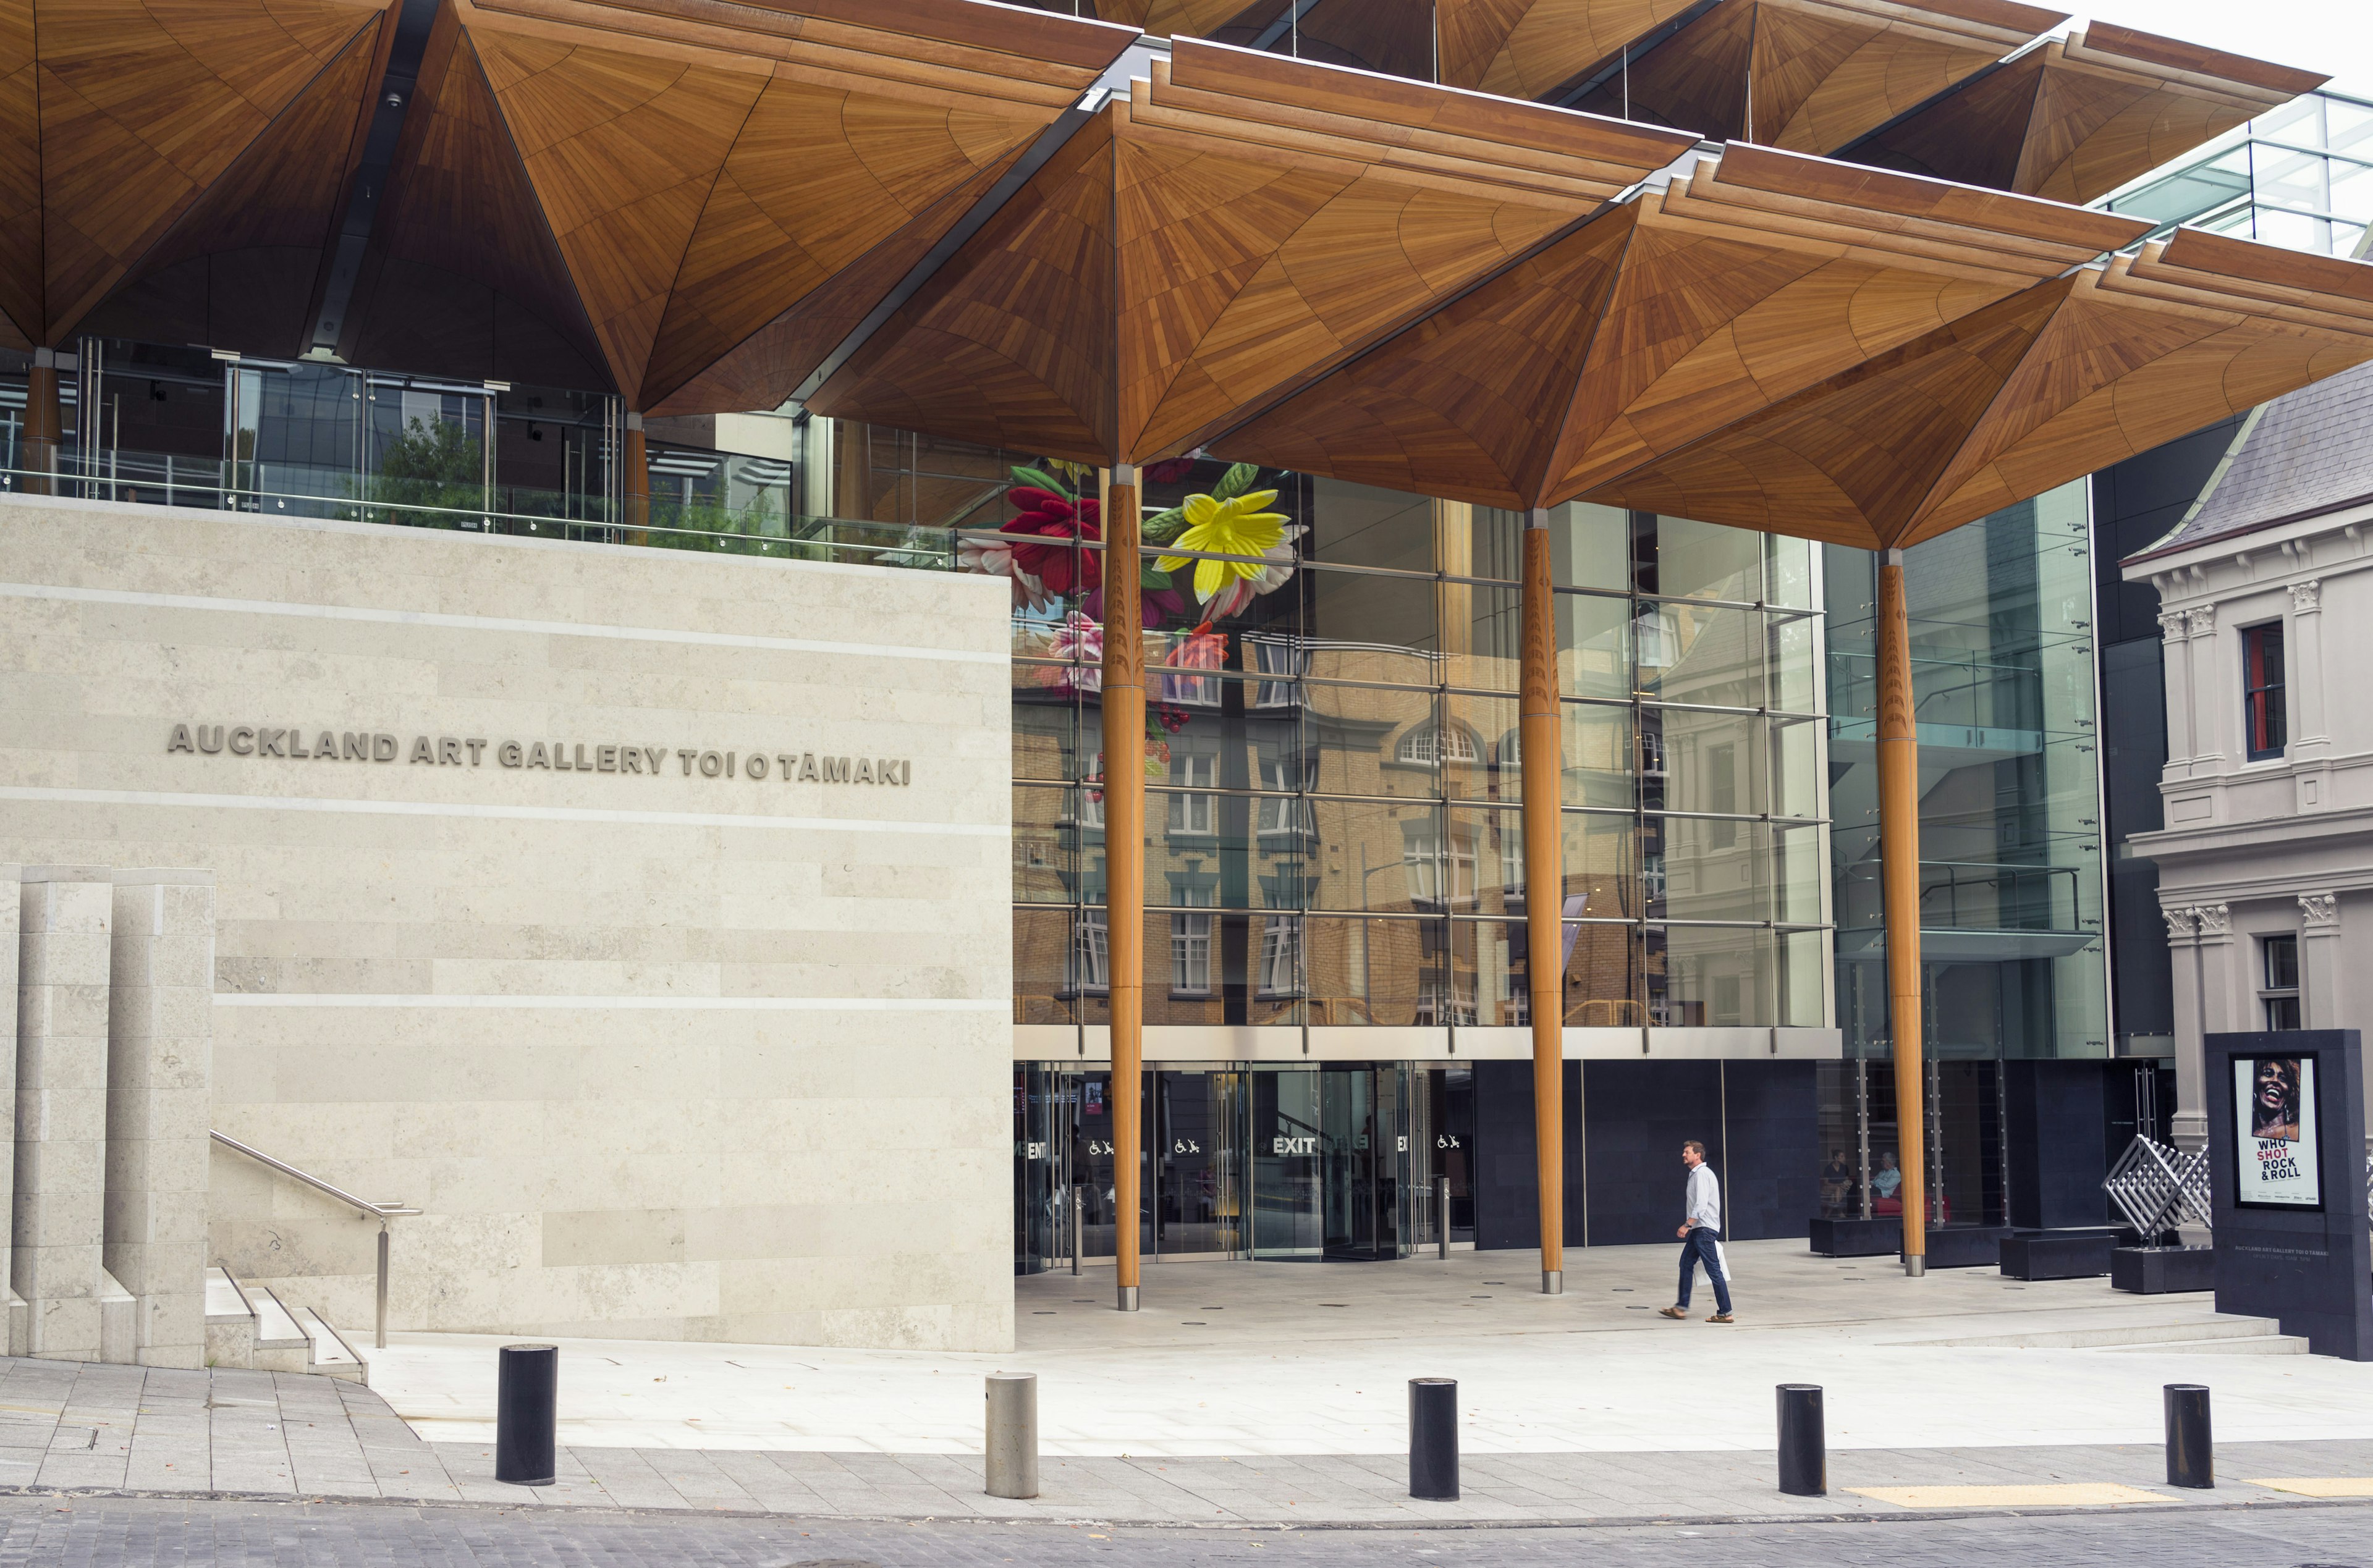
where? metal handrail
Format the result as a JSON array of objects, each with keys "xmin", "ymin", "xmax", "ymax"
[{"xmin": 210, "ymin": 1130, "xmax": 420, "ymax": 1351}]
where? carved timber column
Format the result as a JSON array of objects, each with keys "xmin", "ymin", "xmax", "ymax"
[
  {"xmin": 624, "ymin": 412, "xmax": 649, "ymax": 536},
  {"xmin": 1877, "ymin": 550, "xmax": 1928, "ymax": 1276},
  {"xmin": 1102, "ymin": 465, "xmax": 1144, "ymax": 1313},
  {"xmin": 23, "ymin": 350, "xmax": 62, "ymax": 495},
  {"xmin": 1521, "ymin": 510, "xmax": 1564, "ymax": 1296}
]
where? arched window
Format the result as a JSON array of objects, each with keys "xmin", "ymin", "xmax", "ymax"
[{"xmin": 1396, "ymin": 725, "xmax": 1478, "ymax": 766}]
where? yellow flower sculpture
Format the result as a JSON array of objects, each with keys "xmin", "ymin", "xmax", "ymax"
[{"xmin": 1156, "ymin": 489, "xmax": 1290, "ymax": 604}]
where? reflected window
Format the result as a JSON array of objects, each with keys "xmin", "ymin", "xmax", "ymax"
[
  {"xmin": 1416, "ymin": 980, "xmax": 1476, "ymax": 1027},
  {"xmin": 1172, "ymin": 888, "xmax": 1213, "ymax": 997},
  {"xmin": 1248, "ymin": 634, "xmax": 1308, "ymax": 707},
  {"xmin": 1396, "ymin": 725, "xmax": 1477, "ymax": 767},
  {"xmin": 1078, "ymin": 753, "xmax": 1105, "ymax": 828},
  {"xmin": 1259, "ymin": 916, "xmax": 1304, "ymax": 996},
  {"xmin": 1167, "ymin": 750, "xmax": 1216, "ymax": 835},
  {"xmin": 1068, "ymin": 909, "xmax": 1109, "ymax": 993},
  {"xmin": 1256, "ymin": 754, "xmax": 1313, "ymax": 837},
  {"xmin": 1402, "ymin": 820, "xmax": 1478, "ymax": 908}
]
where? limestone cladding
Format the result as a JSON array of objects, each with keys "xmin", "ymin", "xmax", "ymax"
[{"xmin": 0, "ymin": 495, "xmax": 1015, "ymax": 1351}]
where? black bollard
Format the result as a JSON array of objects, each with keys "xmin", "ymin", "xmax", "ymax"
[
  {"xmin": 1408, "ymin": 1378, "xmax": 1459, "ymax": 1501},
  {"xmin": 2165, "ymin": 1383, "xmax": 2212, "ymax": 1489},
  {"xmin": 1776, "ymin": 1384, "xmax": 1826, "ymax": 1497},
  {"xmin": 495, "ymin": 1344, "xmax": 559, "ymax": 1486}
]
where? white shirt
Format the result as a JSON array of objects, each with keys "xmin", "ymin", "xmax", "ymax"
[{"xmin": 1684, "ymin": 1163, "xmax": 1722, "ymax": 1234}]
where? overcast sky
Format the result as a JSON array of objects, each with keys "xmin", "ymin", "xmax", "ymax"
[{"xmin": 2071, "ymin": 0, "xmax": 2364, "ymax": 99}]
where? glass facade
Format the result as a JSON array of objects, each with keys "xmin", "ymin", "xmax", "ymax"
[
  {"xmin": 1819, "ymin": 481, "xmax": 2107, "ymax": 1227},
  {"xmin": 0, "ymin": 340, "xmax": 818, "ymax": 552},
  {"xmin": 1000, "ymin": 475, "xmax": 1832, "ymax": 1037},
  {"xmin": 2101, "ymin": 89, "xmax": 2373, "ymax": 258}
]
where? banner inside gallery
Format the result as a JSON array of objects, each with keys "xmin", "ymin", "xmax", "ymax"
[{"xmin": 2235, "ymin": 1053, "xmax": 2321, "ymax": 1208}]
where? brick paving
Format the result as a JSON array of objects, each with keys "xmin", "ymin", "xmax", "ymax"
[{"xmin": 0, "ymin": 1491, "xmax": 2366, "ymax": 1566}]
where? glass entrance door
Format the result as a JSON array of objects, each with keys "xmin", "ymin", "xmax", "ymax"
[
  {"xmin": 1250, "ymin": 1064, "xmax": 1410, "ymax": 1260},
  {"xmin": 1321, "ymin": 1066, "xmax": 1405, "ymax": 1259}
]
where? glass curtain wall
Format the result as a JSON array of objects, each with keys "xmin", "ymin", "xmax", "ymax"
[
  {"xmin": 1005, "ymin": 468, "xmax": 1832, "ymax": 1036},
  {"xmin": 2101, "ymin": 89, "xmax": 2373, "ymax": 258},
  {"xmin": 0, "ymin": 339, "xmax": 807, "ymax": 550},
  {"xmin": 1823, "ymin": 479, "xmax": 2107, "ymax": 1226}
]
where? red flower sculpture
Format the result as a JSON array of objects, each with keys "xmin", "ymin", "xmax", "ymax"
[{"xmin": 1002, "ymin": 487, "xmax": 1101, "ymax": 598}]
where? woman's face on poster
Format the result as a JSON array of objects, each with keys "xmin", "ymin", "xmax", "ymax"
[{"xmin": 2257, "ymin": 1060, "xmax": 2293, "ymax": 1114}]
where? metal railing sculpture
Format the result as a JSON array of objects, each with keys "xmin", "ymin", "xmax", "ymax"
[{"xmin": 2102, "ymin": 1135, "xmax": 2212, "ymax": 1237}]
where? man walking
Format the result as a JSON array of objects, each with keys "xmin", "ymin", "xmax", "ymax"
[{"xmin": 1659, "ymin": 1140, "xmax": 1733, "ymax": 1323}]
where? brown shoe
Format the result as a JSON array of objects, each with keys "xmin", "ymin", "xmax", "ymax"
[
  {"xmin": 1706, "ymin": 1312, "xmax": 1735, "ymax": 1323},
  {"xmin": 1657, "ymin": 1305, "xmax": 1688, "ymax": 1318}
]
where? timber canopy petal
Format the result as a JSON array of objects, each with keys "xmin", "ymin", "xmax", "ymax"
[
  {"xmin": 1215, "ymin": 146, "xmax": 2149, "ymax": 510},
  {"xmin": 339, "ymin": 0, "xmax": 1136, "ymax": 401},
  {"xmin": 806, "ymin": 38, "xmax": 1696, "ymax": 466}
]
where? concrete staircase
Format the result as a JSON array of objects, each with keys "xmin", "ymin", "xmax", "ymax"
[
  {"xmin": 203, "ymin": 1267, "xmax": 368, "ymax": 1384},
  {"xmin": 1919, "ymin": 1313, "xmax": 2309, "ymax": 1355}
]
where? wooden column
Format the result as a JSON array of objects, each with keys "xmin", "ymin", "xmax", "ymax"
[
  {"xmin": 23, "ymin": 353, "xmax": 61, "ymax": 495},
  {"xmin": 1876, "ymin": 550, "xmax": 1928, "ymax": 1275},
  {"xmin": 1520, "ymin": 509, "xmax": 1565, "ymax": 1294},
  {"xmin": 1101, "ymin": 463, "xmax": 1145, "ymax": 1312},
  {"xmin": 623, "ymin": 413, "xmax": 649, "ymax": 536}
]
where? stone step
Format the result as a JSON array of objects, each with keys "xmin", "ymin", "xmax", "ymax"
[
  {"xmin": 203, "ymin": 1267, "xmax": 256, "ymax": 1370},
  {"xmin": 246, "ymin": 1286, "xmax": 313, "ymax": 1373},
  {"xmin": 2094, "ymin": 1333, "xmax": 2311, "ymax": 1355},
  {"xmin": 1917, "ymin": 1313, "xmax": 2285, "ymax": 1349},
  {"xmin": 290, "ymin": 1305, "xmax": 368, "ymax": 1385}
]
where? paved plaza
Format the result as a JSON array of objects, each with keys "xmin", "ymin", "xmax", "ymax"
[
  {"xmin": 0, "ymin": 1242, "xmax": 2370, "ymax": 1536},
  {"xmin": 369, "ymin": 1241, "xmax": 2373, "ymax": 1457}
]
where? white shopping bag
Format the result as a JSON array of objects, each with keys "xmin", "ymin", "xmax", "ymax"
[{"xmin": 1714, "ymin": 1239, "xmax": 1733, "ymax": 1282}]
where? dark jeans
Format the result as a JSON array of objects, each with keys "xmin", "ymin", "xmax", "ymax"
[{"xmin": 1677, "ymin": 1226, "xmax": 1732, "ymax": 1315}]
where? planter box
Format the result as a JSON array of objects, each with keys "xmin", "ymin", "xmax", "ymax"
[
  {"xmin": 2112, "ymin": 1245, "xmax": 2216, "ymax": 1295},
  {"xmin": 1809, "ymin": 1216, "xmax": 1900, "ymax": 1257},
  {"xmin": 2000, "ymin": 1232, "xmax": 2115, "ymax": 1280}
]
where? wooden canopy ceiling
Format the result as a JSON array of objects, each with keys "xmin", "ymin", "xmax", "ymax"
[
  {"xmin": 1561, "ymin": 0, "xmax": 2062, "ymax": 154},
  {"xmin": 331, "ymin": 0, "xmax": 1136, "ymax": 405},
  {"xmin": 1211, "ymin": 148, "xmax": 2373, "ymax": 551},
  {"xmin": 1008, "ymin": 1, "xmax": 1440, "ymax": 80},
  {"xmin": 0, "ymin": 0, "xmax": 394, "ymax": 351},
  {"xmin": 803, "ymin": 37, "xmax": 1696, "ymax": 465},
  {"xmin": 1842, "ymin": 22, "xmax": 2329, "ymax": 205}
]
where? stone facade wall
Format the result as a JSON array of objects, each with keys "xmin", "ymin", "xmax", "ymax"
[{"xmin": 0, "ymin": 495, "xmax": 1013, "ymax": 1351}]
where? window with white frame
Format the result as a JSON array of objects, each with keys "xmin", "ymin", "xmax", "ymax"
[
  {"xmin": 1403, "ymin": 820, "xmax": 1478, "ymax": 907},
  {"xmin": 1167, "ymin": 749, "xmax": 1216, "ymax": 835},
  {"xmin": 2261, "ymin": 932, "xmax": 2302, "ymax": 1029},
  {"xmin": 1397, "ymin": 725, "xmax": 1478, "ymax": 767},
  {"xmin": 1170, "ymin": 886, "xmax": 1212, "ymax": 997},
  {"xmin": 1248, "ymin": 635, "xmax": 1308, "ymax": 707},
  {"xmin": 1068, "ymin": 908, "xmax": 1109, "ymax": 993},
  {"xmin": 1257, "ymin": 915, "xmax": 1303, "ymax": 996},
  {"xmin": 1256, "ymin": 753, "xmax": 1312, "ymax": 836},
  {"xmin": 1416, "ymin": 980, "xmax": 1477, "ymax": 1027}
]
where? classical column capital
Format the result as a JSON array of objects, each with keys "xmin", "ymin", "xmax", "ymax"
[
  {"xmin": 2164, "ymin": 905, "xmax": 2199, "ymax": 942},
  {"xmin": 2299, "ymin": 892, "xmax": 2341, "ymax": 927},
  {"xmin": 2186, "ymin": 605, "xmax": 2216, "ymax": 638},
  {"xmin": 2290, "ymin": 579, "xmax": 2322, "ymax": 614},
  {"xmin": 2158, "ymin": 609, "xmax": 2190, "ymax": 644},
  {"xmin": 2193, "ymin": 903, "xmax": 2231, "ymax": 936}
]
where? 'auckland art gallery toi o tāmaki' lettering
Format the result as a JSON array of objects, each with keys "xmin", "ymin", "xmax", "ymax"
[{"xmin": 164, "ymin": 725, "xmax": 912, "ymax": 785}]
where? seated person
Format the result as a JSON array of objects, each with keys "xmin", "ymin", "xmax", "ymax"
[
  {"xmin": 1818, "ymin": 1150, "xmax": 1853, "ymax": 1214},
  {"xmin": 1870, "ymin": 1152, "xmax": 1903, "ymax": 1213}
]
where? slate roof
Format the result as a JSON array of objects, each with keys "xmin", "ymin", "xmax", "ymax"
[{"xmin": 2124, "ymin": 356, "xmax": 2373, "ymax": 564}]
